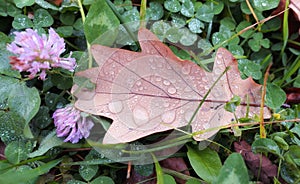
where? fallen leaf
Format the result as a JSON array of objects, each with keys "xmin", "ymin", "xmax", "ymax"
[
  {"xmin": 234, "ymin": 140, "xmax": 278, "ymax": 184},
  {"xmin": 285, "ymin": 87, "xmax": 300, "ymax": 104},
  {"xmin": 46, "ymin": 0, "xmax": 63, "ymax": 6},
  {"xmin": 72, "ymin": 28, "xmax": 270, "ymax": 144},
  {"xmin": 0, "ymin": 141, "xmax": 5, "ymax": 160},
  {"xmin": 290, "ymin": 0, "xmax": 300, "ymax": 21},
  {"xmin": 126, "ymin": 157, "xmax": 190, "ymax": 184},
  {"xmin": 272, "ymin": 0, "xmax": 300, "ymax": 36},
  {"xmin": 125, "ymin": 167, "xmax": 156, "ymax": 184},
  {"xmin": 160, "ymin": 157, "xmax": 190, "ymax": 184}
]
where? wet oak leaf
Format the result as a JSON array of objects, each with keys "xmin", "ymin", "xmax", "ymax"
[
  {"xmin": 72, "ymin": 28, "xmax": 270, "ymax": 144},
  {"xmin": 234, "ymin": 140, "xmax": 278, "ymax": 184}
]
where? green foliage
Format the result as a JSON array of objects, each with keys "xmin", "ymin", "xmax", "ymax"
[
  {"xmin": 90, "ymin": 176, "xmax": 114, "ymax": 184},
  {"xmin": 12, "ymin": 14, "xmax": 34, "ymax": 29},
  {"xmin": 225, "ymin": 95, "xmax": 241, "ymax": 113},
  {"xmin": 13, "ymin": 0, "xmax": 34, "ymax": 8},
  {"xmin": 84, "ymin": 0, "xmax": 119, "ymax": 44},
  {"xmin": 0, "ymin": 0, "xmax": 299, "ymax": 183},
  {"xmin": 4, "ymin": 140, "xmax": 32, "ymax": 164},
  {"xmin": 33, "ymin": 9, "xmax": 53, "ymax": 28},
  {"xmin": 28, "ymin": 131, "xmax": 64, "ymax": 158},
  {"xmin": 281, "ymin": 145, "xmax": 300, "ymax": 183},
  {"xmin": 214, "ymin": 153, "xmax": 249, "ymax": 184},
  {"xmin": 252, "ymin": 138, "xmax": 282, "ymax": 158},
  {"xmin": 265, "ymin": 83, "xmax": 286, "ymax": 109},
  {"xmin": 79, "ymin": 164, "xmax": 98, "ymax": 182},
  {"xmin": 134, "ymin": 164, "xmax": 154, "ymax": 177},
  {"xmin": 238, "ymin": 59, "xmax": 262, "ymax": 80},
  {"xmin": 252, "ymin": 0, "xmax": 280, "ymax": 11},
  {"xmin": 187, "ymin": 146, "xmax": 222, "ymax": 183},
  {"xmin": 0, "ymin": 158, "xmax": 62, "ymax": 184},
  {"xmin": 248, "ymin": 32, "xmax": 270, "ymax": 52},
  {"xmin": 0, "ymin": 111, "xmax": 25, "ymax": 144},
  {"xmin": 163, "ymin": 174, "xmax": 176, "ymax": 183}
]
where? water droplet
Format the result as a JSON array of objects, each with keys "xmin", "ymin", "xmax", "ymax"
[
  {"xmin": 214, "ymin": 68, "xmax": 222, "ymax": 75},
  {"xmin": 163, "ymin": 102, "xmax": 169, "ymax": 108},
  {"xmin": 232, "ymin": 85, "xmax": 238, "ymax": 89},
  {"xmin": 201, "ymin": 77, "xmax": 208, "ymax": 83},
  {"xmin": 155, "ymin": 77, "xmax": 162, "ymax": 82},
  {"xmin": 262, "ymin": 2, "xmax": 267, "ymax": 6},
  {"xmin": 136, "ymin": 81, "xmax": 142, "ymax": 86},
  {"xmin": 216, "ymin": 52, "xmax": 223, "ymax": 60},
  {"xmin": 184, "ymin": 111, "xmax": 194, "ymax": 122},
  {"xmin": 185, "ymin": 86, "xmax": 193, "ymax": 92},
  {"xmin": 133, "ymin": 105, "xmax": 149, "ymax": 125},
  {"xmin": 139, "ymin": 87, "xmax": 144, "ymax": 91},
  {"xmin": 170, "ymin": 79, "xmax": 177, "ymax": 83},
  {"xmin": 161, "ymin": 111, "xmax": 176, "ymax": 123},
  {"xmin": 181, "ymin": 65, "xmax": 191, "ymax": 75},
  {"xmin": 203, "ymin": 123, "xmax": 210, "ymax": 129},
  {"xmin": 167, "ymin": 87, "xmax": 177, "ymax": 94},
  {"xmin": 150, "ymin": 65, "xmax": 156, "ymax": 70},
  {"xmin": 108, "ymin": 101, "xmax": 123, "ymax": 113},
  {"xmin": 216, "ymin": 58, "xmax": 222, "ymax": 65},
  {"xmin": 163, "ymin": 80, "xmax": 171, "ymax": 86}
]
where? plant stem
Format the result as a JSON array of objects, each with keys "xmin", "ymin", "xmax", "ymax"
[
  {"xmin": 105, "ymin": 0, "xmax": 140, "ymax": 49},
  {"xmin": 77, "ymin": 0, "xmax": 93, "ymax": 69},
  {"xmin": 280, "ymin": 0, "xmax": 289, "ymax": 59},
  {"xmin": 260, "ymin": 64, "xmax": 272, "ymax": 138},
  {"xmin": 187, "ymin": 66, "xmax": 230, "ymax": 128},
  {"xmin": 140, "ymin": 0, "xmax": 147, "ymax": 28}
]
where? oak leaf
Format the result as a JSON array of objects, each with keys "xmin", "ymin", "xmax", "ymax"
[
  {"xmin": 234, "ymin": 140, "xmax": 278, "ymax": 184},
  {"xmin": 72, "ymin": 28, "xmax": 270, "ymax": 144}
]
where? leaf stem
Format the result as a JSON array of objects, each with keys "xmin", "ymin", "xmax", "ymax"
[
  {"xmin": 152, "ymin": 153, "xmax": 164, "ymax": 184},
  {"xmin": 140, "ymin": 0, "xmax": 147, "ymax": 28},
  {"xmin": 162, "ymin": 168, "xmax": 205, "ymax": 183},
  {"xmin": 260, "ymin": 63, "xmax": 272, "ymax": 138},
  {"xmin": 105, "ymin": 0, "xmax": 140, "ymax": 49},
  {"xmin": 245, "ymin": 0, "xmax": 260, "ymax": 30},
  {"xmin": 77, "ymin": 0, "xmax": 93, "ymax": 69},
  {"xmin": 187, "ymin": 66, "xmax": 231, "ymax": 128},
  {"xmin": 122, "ymin": 139, "xmax": 191, "ymax": 155},
  {"xmin": 279, "ymin": 0, "xmax": 289, "ymax": 59}
]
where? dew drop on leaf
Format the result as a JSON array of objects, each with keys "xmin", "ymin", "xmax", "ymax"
[
  {"xmin": 163, "ymin": 80, "xmax": 171, "ymax": 86},
  {"xmin": 161, "ymin": 111, "xmax": 176, "ymax": 123},
  {"xmin": 167, "ymin": 87, "xmax": 177, "ymax": 94},
  {"xmin": 184, "ymin": 111, "xmax": 194, "ymax": 122},
  {"xmin": 108, "ymin": 101, "xmax": 123, "ymax": 114},
  {"xmin": 133, "ymin": 105, "xmax": 149, "ymax": 125},
  {"xmin": 182, "ymin": 64, "xmax": 191, "ymax": 74}
]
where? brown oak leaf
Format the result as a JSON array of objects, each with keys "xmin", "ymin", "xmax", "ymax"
[
  {"xmin": 72, "ymin": 28, "xmax": 271, "ymax": 144},
  {"xmin": 234, "ymin": 140, "xmax": 278, "ymax": 184},
  {"xmin": 160, "ymin": 157, "xmax": 190, "ymax": 184}
]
